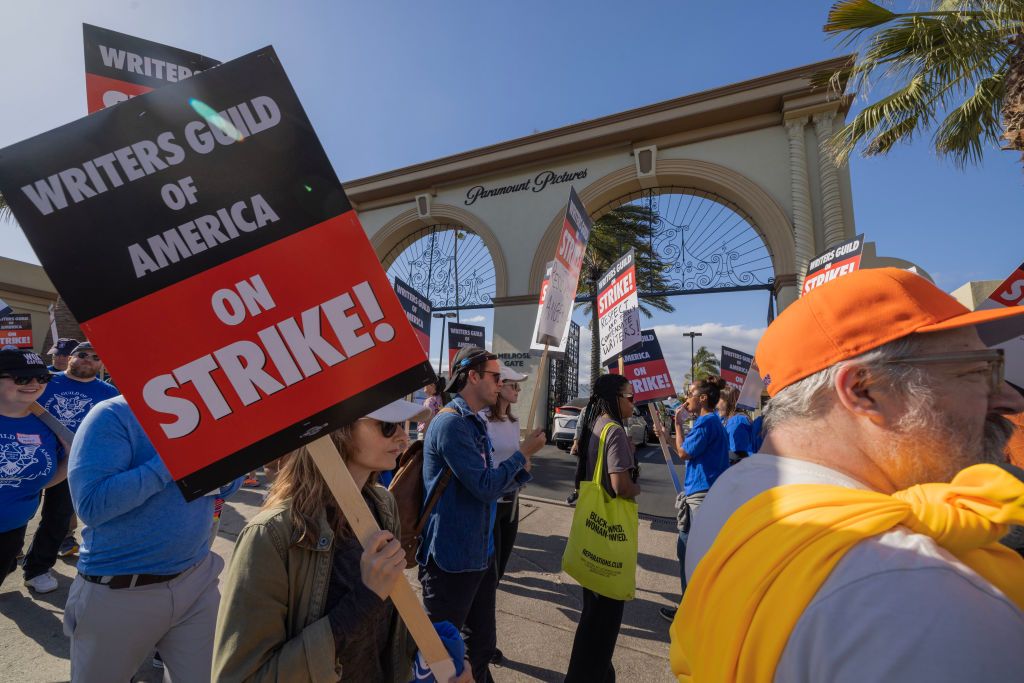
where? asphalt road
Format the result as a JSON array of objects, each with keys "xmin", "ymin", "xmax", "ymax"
[{"xmin": 523, "ymin": 441, "xmax": 683, "ymax": 519}]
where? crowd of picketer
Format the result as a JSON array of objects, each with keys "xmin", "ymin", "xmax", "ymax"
[{"xmin": 2, "ymin": 266, "xmax": 1024, "ymax": 682}]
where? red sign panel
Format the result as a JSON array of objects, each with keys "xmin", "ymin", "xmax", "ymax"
[
  {"xmin": 0, "ymin": 313, "xmax": 33, "ymax": 349},
  {"xmin": 607, "ymin": 329, "xmax": 676, "ymax": 405},
  {"xmin": 802, "ymin": 234, "xmax": 865, "ymax": 296}
]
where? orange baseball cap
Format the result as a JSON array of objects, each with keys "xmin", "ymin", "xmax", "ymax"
[{"xmin": 755, "ymin": 267, "xmax": 1024, "ymax": 397}]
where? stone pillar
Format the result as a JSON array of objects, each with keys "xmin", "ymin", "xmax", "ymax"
[
  {"xmin": 813, "ymin": 111, "xmax": 847, "ymax": 248},
  {"xmin": 786, "ymin": 117, "xmax": 815, "ymax": 287}
]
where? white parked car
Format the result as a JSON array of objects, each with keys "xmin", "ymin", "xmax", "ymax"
[{"xmin": 552, "ymin": 404, "xmax": 582, "ymax": 450}]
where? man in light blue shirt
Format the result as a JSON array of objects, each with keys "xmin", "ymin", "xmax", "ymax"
[{"xmin": 64, "ymin": 396, "xmax": 240, "ymax": 682}]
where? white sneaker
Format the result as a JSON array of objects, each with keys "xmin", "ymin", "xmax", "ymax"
[{"xmin": 24, "ymin": 571, "xmax": 59, "ymax": 594}]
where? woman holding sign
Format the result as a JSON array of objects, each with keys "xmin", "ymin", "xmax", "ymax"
[
  {"xmin": 563, "ymin": 374, "xmax": 639, "ymax": 683},
  {"xmin": 212, "ymin": 399, "xmax": 471, "ymax": 683}
]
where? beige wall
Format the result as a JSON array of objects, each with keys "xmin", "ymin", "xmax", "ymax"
[{"xmin": 0, "ymin": 256, "xmax": 57, "ymax": 354}]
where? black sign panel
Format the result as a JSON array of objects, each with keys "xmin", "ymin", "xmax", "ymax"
[
  {"xmin": 393, "ymin": 277, "xmax": 431, "ymax": 354},
  {"xmin": 447, "ymin": 323, "xmax": 486, "ymax": 366}
]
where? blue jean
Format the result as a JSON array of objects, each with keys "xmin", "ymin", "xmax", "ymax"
[{"xmin": 676, "ymin": 529, "xmax": 688, "ymax": 597}]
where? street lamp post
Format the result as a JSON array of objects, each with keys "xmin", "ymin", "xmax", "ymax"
[
  {"xmin": 433, "ymin": 312, "xmax": 457, "ymax": 376},
  {"xmin": 683, "ymin": 331, "xmax": 703, "ymax": 385}
]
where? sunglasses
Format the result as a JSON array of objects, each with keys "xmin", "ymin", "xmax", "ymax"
[
  {"xmin": 0, "ymin": 373, "xmax": 53, "ymax": 385},
  {"xmin": 359, "ymin": 418, "xmax": 401, "ymax": 438},
  {"xmin": 506, "ymin": 383, "xmax": 521, "ymax": 391},
  {"xmin": 477, "ymin": 370, "xmax": 504, "ymax": 384},
  {"xmin": 74, "ymin": 352, "xmax": 101, "ymax": 361},
  {"xmin": 620, "ymin": 392, "xmax": 635, "ymax": 401}
]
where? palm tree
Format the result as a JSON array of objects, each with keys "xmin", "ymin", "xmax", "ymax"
[
  {"xmin": 818, "ymin": 0, "xmax": 1024, "ymax": 166},
  {"xmin": 577, "ymin": 203, "xmax": 676, "ymax": 387},
  {"xmin": 685, "ymin": 345, "xmax": 721, "ymax": 384},
  {"xmin": 0, "ymin": 191, "xmax": 10, "ymax": 221}
]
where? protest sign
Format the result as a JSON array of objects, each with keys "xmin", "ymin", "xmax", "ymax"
[
  {"xmin": 720, "ymin": 345, "xmax": 753, "ymax": 392},
  {"xmin": 802, "ymin": 234, "xmax": 864, "ymax": 296},
  {"xmin": 0, "ymin": 313, "xmax": 33, "ymax": 349},
  {"xmin": 447, "ymin": 322, "xmax": 485, "ymax": 367},
  {"xmin": 0, "ymin": 298, "xmax": 12, "ymax": 318},
  {"xmin": 736, "ymin": 360, "xmax": 765, "ymax": 412},
  {"xmin": 0, "ymin": 47, "xmax": 436, "ymax": 500},
  {"xmin": 393, "ymin": 277, "xmax": 431, "ymax": 356},
  {"xmin": 530, "ymin": 261, "xmax": 571, "ymax": 357},
  {"xmin": 597, "ymin": 249, "xmax": 642, "ymax": 365},
  {"xmin": 607, "ymin": 329, "xmax": 676, "ymax": 405},
  {"xmin": 535, "ymin": 187, "xmax": 591, "ymax": 345},
  {"xmin": 83, "ymin": 23, "xmax": 220, "ymax": 113},
  {"xmin": 976, "ymin": 261, "xmax": 1024, "ymax": 389}
]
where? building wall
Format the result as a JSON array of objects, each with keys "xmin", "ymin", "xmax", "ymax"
[{"xmin": 0, "ymin": 256, "xmax": 58, "ymax": 354}]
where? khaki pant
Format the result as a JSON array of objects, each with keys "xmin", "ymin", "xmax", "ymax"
[{"xmin": 63, "ymin": 552, "xmax": 224, "ymax": 683}]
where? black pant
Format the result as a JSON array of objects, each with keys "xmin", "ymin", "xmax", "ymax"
[
  {"xmin": 23, "ymin": 479, "xmax": 75, "ymax": 580},
  {"xmin": 419, "ymin": 557, "xmax": 498, "ymax": 683},
  {"xmin": 494, "ymin": 498, "xmax": 519, "ymax": 582},
  {"xmin": 565, "ymin": 588, "xmax": 625, "ymax": 683},
  {"xmin": 1, "ymin": 525, "xmax": 28, "ymax": 581}
]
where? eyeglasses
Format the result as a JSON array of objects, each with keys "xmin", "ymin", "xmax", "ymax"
[
  {"xmin": 506, "ymin": 383, "xmax": 520, "ymax": 391},
  {"xmin": 359, "ymin": 418, "xmax": 401, "ymax": 438},
  {"xmin": 620, "ymin": 393, "xmax": 635, "ymax": 402},
  {"xmin": 74, "ymin": 352, "xmax": 101, "ymax": 361},
  {"xmin": 884, "ymin": 349, "xmax": 1004, "ymax": 391},
  {"xmin": 0, "ymin": 373, "xmax": 53, "ymax": 385},
  {"xmin": 478, "ymin": 370, "xmax": 504, "ymax": 384}
]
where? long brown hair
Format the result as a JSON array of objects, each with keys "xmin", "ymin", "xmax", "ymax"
[
  {"xmin": 487, "ymin": 393, "xmax": 518, "ymax": 422},
  {"xmin": 262, "ymin": 426, "xmax": 359, "ymax": 546}
]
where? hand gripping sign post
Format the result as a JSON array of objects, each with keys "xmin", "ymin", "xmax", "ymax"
[
  {"xmin": 801, "ymin": 234, "xmax": 865, "ymax": 296},
  {"xmin": 720, "ymin": 345, "xmax": 754, "ymax": 392},
  {"xmin": 607, "ymin": 329, "xmax": 682, "ymax": 493},
  {"xmin": 0, "ymin": 47, "xmax": 456, "ymax": 681},
  {"xmin": 529, "ymin": 188, "xmax": 592, "ymax": 430},
  {"xmin": 393, "ymin": 276, "xmax": 432, "ymax": 356},
  {"xmin": 597, "ymin": 249, "xmax": 642, "ymax": 366},
  {"xmin": 83, "ymin": 24, "xmax": 220, "ymax": 113}
]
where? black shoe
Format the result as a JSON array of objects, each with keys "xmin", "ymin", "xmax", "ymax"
[
  {"xmin": 659, "ymin": 606, "xmax": 677, "ymax": 622},
  {"xmin": 565, "ymin": 490, "xmax": 578, "ymax": 505},
  {"xmin": 490, "ymin": 648, "xmax": 504, "ymax": 665}
]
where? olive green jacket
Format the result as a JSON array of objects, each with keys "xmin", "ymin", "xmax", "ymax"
[{"xmin": 212, "ymin": 485, "xmax": 415, "ymax": 682}]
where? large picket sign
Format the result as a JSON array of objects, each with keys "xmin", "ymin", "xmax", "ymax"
[
  {"xmin": 802, "ymin": 234, "xmax": 864, "ymax": 296},
  {"xmin": 720, "ymin": 345, "xmax": 753, "ymax": 392},
  {"xmin": 0, "ymin": 47, "xmax": 435, "ymax": 500},
  {"xmin": 83, "ymin": 24, "xmax": 220, "ymax": 113},
  {"xmin": 535, "ymin": 187, "xmax": 591, "ymax": 346},
  {"xmin": 0, "ymin": 314, "xmax": 33, "ymax": 349},
  {"xmin": 597, "ymin": 249, "xmax": 641, "ymax": 365},
  {"xmin": 393, "ymin": 277, "xmax": 431, "ymax": 355},
  {"xmin": 607, "ymin": 329, "xmax": 676, "ymax": 405},
  {"xmin": 447, "ymin": 322, "xmax": 485, "ymax": 367},
  {"xmin": 530, "ymin": 261, "xmax": 571, "ymax": 357},
  {"xmin": 976, "ymin": 261, "xmax": 1024, "ymax": 389}
]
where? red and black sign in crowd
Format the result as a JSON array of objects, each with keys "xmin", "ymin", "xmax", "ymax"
[
  {"xmin": 393, "ymin": 277, "xmax": 431, "ymax": 355},
  {"xmin": 0, "ymin": 47, "xmax": 435, "ymax": 499},
  {"xmin": 801, "ymin": 234, "xmax": 864, "ymax": 296},
  {"xmin": 720, "ymin": 345, "xmax": 753, "ymax": 392},
  {"xmin": 0, "ymin": 313, "xmax": 33, "ymax": 349},
  {"xmin": 447, "ymin": 323, "xmax": 485, "ymax": 367},
  {"xmin": 84, "ymin": 24, "xmax": 220, "ymax": 113},
  {"xmin": 607, "ymin": 329, "xmax": 676, "ymax": 405}
]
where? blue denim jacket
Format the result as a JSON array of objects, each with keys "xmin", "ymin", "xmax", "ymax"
[{"xmin": 417, "ymin": 396, "xmax": 531, "ymax": 572}]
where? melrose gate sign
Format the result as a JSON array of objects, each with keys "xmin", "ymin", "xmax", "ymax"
[{"xmin": 464, "ymin": 168, "xmax": 588, "ymax": 205}]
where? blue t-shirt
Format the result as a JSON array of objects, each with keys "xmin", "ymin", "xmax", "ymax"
[
  {"xmin": 682, "ymin": 412, "xmax": 730, "ymax": 495},
  {"xmin": 750, "ymin": 415, "xmax": 765, "ymax": 453},
  {"xmin": 39, "ymin": 373, "xmax": 120, "ymax": 432},
  {"xmin": 724, "ymin": 414, "xmax": 752, "ymax": 453},
  {"xmin": 0, "ymin": 414, "xmax": 64, "ymax": 532}
]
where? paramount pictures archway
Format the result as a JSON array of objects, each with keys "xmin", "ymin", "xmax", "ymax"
[{"xmin": 347, "ymin": 56, "xmax": 924, "ymax": 426}]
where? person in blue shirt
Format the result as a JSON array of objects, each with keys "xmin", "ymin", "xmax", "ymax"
[
  {"xmin": 660, "ymin": 375, "xmax": 730, "ymax": 623},
  {"xmin": 21, "ymin": 341, "xmax": 119, "ymax": 593},
  {"xmin": 717, "ymin": 385, "xmax": 753, "ymax": 464},
  {"xmin": 0, "ymin": 348, "xmax": 67, "ymax": 589},
  {"xmin": 46, "ymin": 337, "xmax": 78, "ymax": 373},
  {"xmin": 419, "ymin": 346, "xmax": 545, "ymax": 683},
  {"xmin": 63, "ymin": 396, "xmax": 241, "ymax": 682}
]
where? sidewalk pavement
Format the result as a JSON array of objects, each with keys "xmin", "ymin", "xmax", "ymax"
[{"xmin": 0, "ymin": 486, "xmax": 681, "ymax": 682}]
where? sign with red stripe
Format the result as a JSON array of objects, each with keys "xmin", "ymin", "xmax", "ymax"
[
  {"xmin": 597, "ymin": 249, "xmax": 641, "ymax": 364},
  {"xmin": 0, "ymin": 313, "xmax": 33, "ymax": 349},
  {"xmin": 979, "ymin": 261, "xmax": 1024, "ymax": 389},
  {"xmin": 535, "ymin": 187, "xmax": 591, "ymax": 346},
  {"xmin": 83, "ymin": 24, "xmax": 220, "ymax": 113},
  {"xmin": 393, "ymin": 277, "xmax": 431, "ymax": 355},
  {"xmin": 720, "ymin": 345, "xmax": 753, "ymax": 392},
  {"xmin": 802, "ymin": 234, "xmax": 864, "ymax": 296},
  {"xmin": 448, "ymin": 323, "xmax": 485, "ymax": 367},
  {"xmin": 0, "ymin": 47, "xmax": 434, "ymax": 499},
  {"xmin": 607, "ymin": 329, "xmax": 676, "ymax": 405}
]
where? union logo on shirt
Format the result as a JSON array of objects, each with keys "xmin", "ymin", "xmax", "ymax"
[{"xmin": 0, "ymin": 441, "xmax": 45, "ymax": 487}]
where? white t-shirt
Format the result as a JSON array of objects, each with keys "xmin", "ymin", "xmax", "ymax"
[
  {"xmin": 686, "ymin": 454, "xmax": 1024, "ymax": 682},
  {"xmin": 480, "ymin": 409, "xmax": 521, "ymax": 466}
]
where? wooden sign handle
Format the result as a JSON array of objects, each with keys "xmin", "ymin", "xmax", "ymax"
[
  {"xmin": 306, "ymin": 436, "xmax": 457, "ymax": 682},
  {"xmin": 648, "ymin": 403, "xmax": 682, "ymax": 494},
  {"xmin": 525, "ymin": 343, "xmax": 550, "ymax": 433}
]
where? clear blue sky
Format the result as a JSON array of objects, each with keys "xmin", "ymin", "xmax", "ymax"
[{"xmin": 2, "ymin": 1, "xmax": 1021, "ymax": 382}]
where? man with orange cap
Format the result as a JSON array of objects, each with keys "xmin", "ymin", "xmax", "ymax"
[{"xmin": 669, "ymin": 268, "xmax": 1024, "ymax": 681}]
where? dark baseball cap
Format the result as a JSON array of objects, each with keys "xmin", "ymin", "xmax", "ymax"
[
  {"xmin": 70, "ymin": 341, "xmax": 96, "ymax": 356},
  {"xmin": 444, "ymin": 346, "xmax": 497, "ymax": 393},
  {"xmin": 0, "ymin": 348, "xmax": 51, "ymax": 377},
  {"xmin": 48, "ymin": 338, "xmax": 79, "ymax": 355}
]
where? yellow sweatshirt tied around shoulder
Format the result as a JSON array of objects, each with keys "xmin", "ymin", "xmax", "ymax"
[{"xmin": 668, "ymin": 463, "xmax": 1024, "ymax": 682}]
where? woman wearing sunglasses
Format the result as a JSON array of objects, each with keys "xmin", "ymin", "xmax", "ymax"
[
  {"xmin": 212, "ymin": 399, "xmax": 472, "ymax": 683},
  {"xmin": 0, "ymin": 348, "xmax": 67, "ymax": 585}
]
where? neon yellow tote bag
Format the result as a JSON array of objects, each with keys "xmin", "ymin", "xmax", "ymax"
[{"xmin": 561, "ymin": 421, "xmax": 639, "ymax": 601}]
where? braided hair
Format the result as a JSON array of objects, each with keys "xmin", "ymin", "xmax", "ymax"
[{"xmin": 574, "ymin": 373, "xmax": 631, "ymax": 486}]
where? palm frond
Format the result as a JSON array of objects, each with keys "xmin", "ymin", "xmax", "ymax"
[
  {"xmin": 825, "ymin": 0, "xmax": 897, "ymax": 39},
  {"xmin": 934, "ymin": 70, "xmax": 1006, "ymax": 165}
]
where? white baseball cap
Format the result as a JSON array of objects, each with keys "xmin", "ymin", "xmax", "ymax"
[
  {"xmin": 498, "ymin": 361, "xmax": 528, "ymax": 382},
  {"xmin": 366, "ymin": 399, "xmax": 431, "ymax": 423}
]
